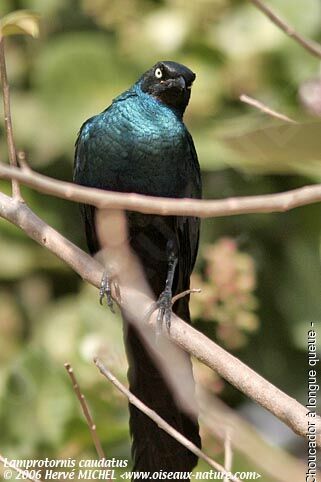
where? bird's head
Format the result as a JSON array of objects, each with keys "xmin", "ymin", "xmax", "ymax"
[{"xmin": 140, "ymin": 61, "xmax": 195, "ymax": 116}]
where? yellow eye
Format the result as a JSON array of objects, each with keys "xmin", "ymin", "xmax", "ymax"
[{"xmin": 154, "ymin": 67, "xmax": 163, "ymax": 79}]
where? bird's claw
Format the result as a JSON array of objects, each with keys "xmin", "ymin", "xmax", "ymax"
[
  {"xmin": 156, "ymin": 288, "xmax": 173, "ymax": 334},
  {"xmin": 99, "ymin": 272, "xmax": 115, "ymax": 313}
]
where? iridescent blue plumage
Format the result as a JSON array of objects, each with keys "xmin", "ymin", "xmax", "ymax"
[
  {"xmin": 75, "ymin": 80, "xmax": 200, "ymax": 198},
  {"xmin": 74, "ymin": 61, "xmax": 201, "ymax": 476}
]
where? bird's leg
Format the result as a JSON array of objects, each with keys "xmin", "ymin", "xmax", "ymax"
[
  {"xmin": 99, "ymin": 271, "xmax": 115, "ymax": 313},
  {"xmin": 156, "ymin": 245, "xmax": 178, "ymax": 333}
]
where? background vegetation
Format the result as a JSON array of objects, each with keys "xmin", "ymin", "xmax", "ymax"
[{"xmin": 0, "ymin": 0, "xmax": 320, "ymax": 479}]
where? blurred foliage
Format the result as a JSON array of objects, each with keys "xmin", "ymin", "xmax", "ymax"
[
  {"xmin": 0, "ymin": 10, "xmax": 40, "ymax": 38},
  {"xmin": 0, "ymin": 0, "xmax": 321, "ymax": 479},
  {"xmin": 191, "ymin": 237, "xmax": 259, "ymax": 349}
]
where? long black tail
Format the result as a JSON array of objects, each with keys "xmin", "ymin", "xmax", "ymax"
[{"xmin": 123, "ymin": 297, "xmax": 200, "ymax": 477}]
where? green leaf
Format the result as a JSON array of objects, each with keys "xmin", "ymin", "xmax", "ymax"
[
  {"xmin": 0, "ymin": 10, "xmax": 40, "ymax": 38},
  {"xmin": 221, "ymin": 120, "xmax": 321, "ymax": 179}
]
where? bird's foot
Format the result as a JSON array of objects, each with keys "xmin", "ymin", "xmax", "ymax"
[
  {"xmin": 156, "ymin": 288, "xmax": 173, "ymax": 334},
  {"xmin": 99, "ymin": 272, "xmax": 115, "ymax": 313},
  {"xmin": 143, "ymin": 244, "xmax": 177, "ymax": 334}
]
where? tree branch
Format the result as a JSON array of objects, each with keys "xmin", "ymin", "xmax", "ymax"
[
  {"xmin": 240, "ymin": 94, "xmax": 298, "ymax": 124},
  {"xmin": 0, "ymin": 36, "xmax": 21, "ymax": 199},
  {"xmin": 94, "ymin": 357, "xmax": 241, "ymax": 481},
  {"xmin": 0, "ymin": 191, "xmax": 102, "ymax": 285},
  {"xmin": 250, "ymin": 0, "xmax": 321, "ymax": 59},
  {"xmin": 0, "ymin": 163, "xmax": 321, "ymax": 218},
  {"xmin": 64, "ymin": 363, "xmax": 105, "ymax": 460},
  {"xmin": 0, "ymin": 192, "xmax": 319, "ymax": 447}
]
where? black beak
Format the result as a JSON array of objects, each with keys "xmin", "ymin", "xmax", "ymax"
[{"xmin": 165, "ymin": 75, "xmax": 186, "ymax": 91}]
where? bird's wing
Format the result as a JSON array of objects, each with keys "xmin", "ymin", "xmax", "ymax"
[
  {"xmin": 176, "ymin": 129, "xmax": 201, "ymax": 300},
  {"xmin": 184, "ymin": 130, "xmax": 202, "ymax": 271},
  {"xmin": 74, "ymin": 118, "xmax": 100, "ymax": 255}
]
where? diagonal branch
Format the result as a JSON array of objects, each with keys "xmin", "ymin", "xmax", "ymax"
[
  {"xmin": 94, "ymin": 357, "xmax": 241, "ymax": 482},
  {"xmin": 0, "ymin": 192, "xmax": 320, "ymax": 447},
  {"xmin": 64, "ymin": 363, "xmax": 105, "ymax": 460},
  {"xmin": 250, "ymin": 0, "xmax": 321, "ymax": 59},
  {"xmin": 198, "ymin": 389, "xmax": 319, "ymax": 482},
  {"xmin": 240, "ymin": 94, "xmax": 298, "ymax": 124},
  {"xmin": 0, "ymin": 163, "xmax": 321, "ymax": 218}
]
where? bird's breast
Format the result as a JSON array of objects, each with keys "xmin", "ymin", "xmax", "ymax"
[{"xmin": 100, "ymin": 100, "xmax": 193, "ymax": 198}]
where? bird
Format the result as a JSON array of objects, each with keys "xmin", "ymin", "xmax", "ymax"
[{"xmin": 74, "ymin": 61, "xmax": 202, "ymax": 477}]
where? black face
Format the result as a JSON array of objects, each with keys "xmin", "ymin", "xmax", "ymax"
[{"xmin": 140, "ymin": 61, "xmax": 196, "ymax": 116}]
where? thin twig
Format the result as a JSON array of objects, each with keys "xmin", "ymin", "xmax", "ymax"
[
  {"xmin": 94, "ymin": 357, "xmax": 241, "ymax": 482},
  {"xmin": 240, "ymin": 94, "xmax": 298, "ymax": 124},
  {"xmin": 143, "ymin": 286, "xmax": 202, "ymax": 322},
  {"xmin": 1, "ymin": 164, "xmax": 321, "ymax": 218},
  {"xmin": 0, "ymin": 36, "xmax": 22, "ymax": 199},
  {"xmin": 250, "ymin": 0, "xmax": 321, "ymax": 59},
  {"xmin": 64, "ymin": 363, "xmax": 105, "ymax": 460},
  {"xmin": 172, "ymin": 288, "xmax": 201, "ymax": 305},
  {"xmin": 0, "ymin": 192, "xmax": 320, "ymax": 447},
  {"xmin": 17, "ymin": 150, "xmax": 31, "ymax": 171},
  {"xmin": 224, "ymin": 429, "xmax": 233, "ymax": 482},
  {"xmin": 0, "ymin": 454, "xmax": 44, "ymax": 482},
  {"xmin": 198, "ymin": 389, "xmax": 314, "ymax": 482}
]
